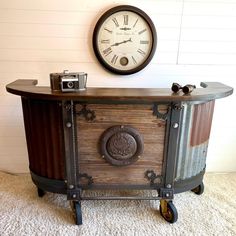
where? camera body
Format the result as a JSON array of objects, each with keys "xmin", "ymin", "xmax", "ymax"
[{"xmin": 50, "ymin": 71, "xmax": 87, "ymax": 92}]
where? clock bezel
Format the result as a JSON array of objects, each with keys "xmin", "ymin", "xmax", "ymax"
[{"xmin": 92, "ymin": 5, "xmax": 157, "ymax": 75}]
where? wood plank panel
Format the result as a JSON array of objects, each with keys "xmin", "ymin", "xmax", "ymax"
[
  {"xmin": 76, "ymin": 103, "xmax": 167, "ymax": 186},
  {"xmin": 0, "ymin": 9, "xmax": 95, "ymax": 25},
  {"xmin": 0, "ymin": 48, "xmax": 91, "ymax": 62},
  {"xmin": 0, "ymin": 36, "xmax": 88, "ymax": 50},
  {"xmin": 0, "ymin": 0, "xmax": 183, "ymax": 13},
  {"xmin": 79, "ymin": 164, "xmax": 163, "ymax": 185}
]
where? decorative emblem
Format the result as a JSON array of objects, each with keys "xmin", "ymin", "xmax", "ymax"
[
  {"xmin": 78, "ymin": 173, "xmax": 93, "ymax": 186},
  {"xmin": 152, "ymin": 103, "xmax": 170, "ymax": 121},
  {"xmin": 76, "ymin": 105, "xmax": 96, "ymax": 121},
  {"xmin": 145, "ymin": 170, "xmax": 162, "ymax": 186},
  {"xmin": 100, "ymin": 125, "xmax": 144, "ymax": 166},
  {"xmin": 107, "ymin": 132, "xmax": 137, "ymax": 160}
]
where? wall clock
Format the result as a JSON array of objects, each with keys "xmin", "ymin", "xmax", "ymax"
[{"xmin": 92, "ymin": 5, "xmax": 157, "ymax": 75}]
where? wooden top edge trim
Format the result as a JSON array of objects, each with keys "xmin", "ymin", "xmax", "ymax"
[{"xmin": 6, "ymin": 79, "xmax": 233, "ymax": 102}]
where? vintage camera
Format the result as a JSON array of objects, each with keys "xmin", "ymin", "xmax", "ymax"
[{"xmin": 50, "ymin": 71, "xmax": 87, "ymax": 92}]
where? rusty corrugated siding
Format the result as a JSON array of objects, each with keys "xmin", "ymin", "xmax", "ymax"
[
  {"xmin": 190, "ymin": 101, "xmax": 215, "ymax": 146},
  {"xmin": 175, "ymin": 101, "xmax": 215, "ymax": 180}
]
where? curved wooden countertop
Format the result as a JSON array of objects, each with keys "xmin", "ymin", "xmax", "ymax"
[{"xmin": 6, "ymin": 79, "xmax": 233, "ymax": 102}]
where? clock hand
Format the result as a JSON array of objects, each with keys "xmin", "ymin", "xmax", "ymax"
[
  {"xmin": 111, "ymin": 38, "xmax": 132, "ymax": 47},
  {"xmin": 125, "ymin": 38, "xmax": 132, "ymax": 43}
]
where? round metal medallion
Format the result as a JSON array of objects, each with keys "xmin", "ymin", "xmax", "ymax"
[{"xmin": 100, "ymin": 125, "xmax": 144, "ymax": 166}]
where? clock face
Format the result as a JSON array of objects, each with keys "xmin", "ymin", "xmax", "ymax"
[{"xmin": 93, "ymin": 5, "xmax": 157, "ymax": 75}]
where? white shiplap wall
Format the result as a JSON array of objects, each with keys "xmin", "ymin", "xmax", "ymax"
[{"xmin": 0, "ymin": 0, "xmax": 236, "ymax": 173}]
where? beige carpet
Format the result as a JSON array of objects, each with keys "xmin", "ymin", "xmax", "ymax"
[{"xmin": 0, "ymin": 171, "xmax": 235, "ymax": 236}]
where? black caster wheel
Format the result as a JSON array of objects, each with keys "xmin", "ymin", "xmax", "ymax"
[
  {"xmin": 37, "ymin": 187, "xmax": 45, "ymax": 197},
  {"xmin": 191, "ymin": 182, "xmax": 204, "ymax": 195},
  {"xmin": 71, "ymin": 201, "xmax": 83, "ymax": 225},
  {"xmin": 160, "ymin": 200, "xmax": 178, "ymax": 223}
]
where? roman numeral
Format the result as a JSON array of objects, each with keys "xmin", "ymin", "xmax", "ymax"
[
  {"xmin": 138, "ymin": 29, "xmax": 147, "ymax": 35},
  {"xmin": 104, "ymin": 28, "xmax": 112, "ymax": 33},
  {"xmin": 137, "ymin": 49, "xmax": 146, "ymax": 56},
  {"xmin": 103, "ymin": 47, "xmax": 112, "ymax": 56},
  {"xmin": 123, "ymin": 15, "xmax": 128, "ymax": 25},
  {"xmin": 132, "ymin": 56, "xmax": 137, "ymax": 64},
  {"xmin": 111, "ymin": 54, "xmax": 118, "ymax": 64},
  {"xmin": 112, "ymin": 18, "xmax": 119, "ymax": 27},
  {"xmin": 140, "ymin": 40, "xmax": 149, "ymax": 44},
  {"xmin": 133, "ymin": 18, "xmax": 138, "ymax": 28},
  {"xmin": 101, "ymin": 39, "xmax": 110, "ymax": 44}
]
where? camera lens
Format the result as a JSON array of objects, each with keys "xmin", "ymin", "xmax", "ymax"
[{"xmin": 67, "ymin": 81, "xmax": 74, "ymax": 89}]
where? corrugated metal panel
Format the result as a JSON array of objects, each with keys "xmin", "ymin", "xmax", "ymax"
[
  {"xmin": 190, "ymin": 101, "xmax": 215, "ymax": 146},
  {"xmin": 175, "ymin": 101, "xmax": 215, "ymax": 180},
  {"xmin": 22, "ymin": 98, "xmax": 65, "ymax": 180}
]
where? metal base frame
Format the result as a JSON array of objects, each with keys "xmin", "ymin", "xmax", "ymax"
[
  {"xmin": 31, "ymin": 171, "xmax": 66, "ymax": 194},
  {"xmin": 31, "ymin": 169, "xmax": 205, "ymax": 225},
  {"xmin": 30, "ymin": 169, "xmax": 205, "ymax": 195},
  {"xmin": 174, "ymin": 169, "xmax": 205, "ymax": 194},
  {"xmin": 30, "ymin": 169, "xmax": 205, "ymax": 196}
]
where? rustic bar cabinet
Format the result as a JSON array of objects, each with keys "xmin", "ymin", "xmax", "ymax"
[{"xmin": 6, "ymin": 80, "xmax": 233, "ymax": 224}]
